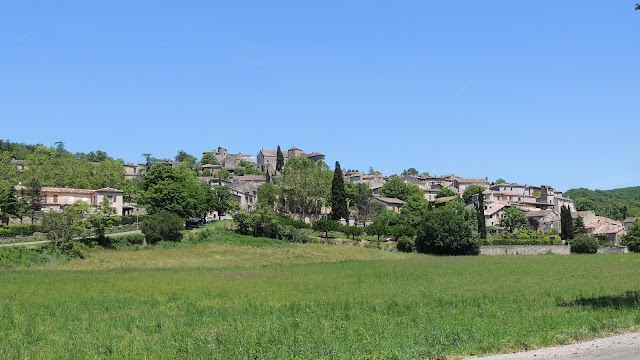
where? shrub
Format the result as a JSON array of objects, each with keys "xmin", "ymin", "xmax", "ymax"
[
  {"xmin": 312, "ymin": 219, "xmax": 339, "ymax": 238},
  {"xmin": 108, "ymin": 233, "xmax": 146, "ymax": 248},
  {"xmin": 396, "ymin": 237, "xmax": 415, "ymax": 253},
  {"xmin": 415, "ymin": 203, "xmax": 479, "ymax": 256},
  {"xmin": 279, "ymin": 226, "xmax": 310, "ymax": 243},
  {"xmin": 623, "ymin": 221, "xmax": 640, "ymax": 252},
  {"xmin": 0, "ymin": 224, "xmax": 37, "ymax": 238},
  {"xmin": 141, "ymin": 210, "xmax": 184, "ymax": 244},
  {"xmin": 570, "ymin": 236, "xmax": 599, "ymax": 254}
]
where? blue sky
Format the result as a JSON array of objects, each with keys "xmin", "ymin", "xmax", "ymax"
[{"xmin": 1, "ymin": 2, "xmax": 638, "ymax": 191}]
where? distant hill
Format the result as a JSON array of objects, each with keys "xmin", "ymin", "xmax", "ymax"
[{"xmin": 565, "ymin": 186, "xmax": 640, "ymax": 220}]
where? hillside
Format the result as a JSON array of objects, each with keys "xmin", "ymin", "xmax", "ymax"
[{"xmin": 564, "ymin": 186, "xmax": 640, "ymax": 220}]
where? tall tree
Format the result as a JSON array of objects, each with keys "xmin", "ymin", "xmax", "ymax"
[
  {"xmin": 330, "ymin": 161, "xmax": 348, "ymax": 220},
  {"xmin": 476, "ymin": 191, "xmax": 487, "ymax": 239},
  {"xmin": 574, "ymin": 216, "xmax": 587, "ymax": 235},
  {"xmin": 275, "ymin": 157, "xmax": 331, "ymax": 217},
  {"xmin": 402, "ymin": 168, "xmax": 419, "ymax": 176},
  {"xmin": 141, "ymin": 163, "xmax": 206, "ymax": 219},
  {"xmin": 560, "ymin": 205, "xmax": 575, "ymax": 240},
  {"xmin": 0, "ymin": 180, "xmax": 18, "ymax": 224},
  {"xmin": 88, "ymin": 197, "xmax": 117, "ymax": 241},
  {"xmin": 276, "ymin": 146, "xmax": 284, "ymax": 172},
  {"xmin": 25, "ymin": 178, "xmax": 42, "ymax": 224}
]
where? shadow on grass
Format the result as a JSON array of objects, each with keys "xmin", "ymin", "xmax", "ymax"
[{"xmin": 558, "ymin": 291, "xmax": 640, "ymax": 309}]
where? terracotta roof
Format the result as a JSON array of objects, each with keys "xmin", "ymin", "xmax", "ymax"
[
  {"xmin": 434, "ymin": 195, "xmax": 458, "ymax": 203},
  {"xmin": 456, "ymin": 178, "xmax": 489, "ymax": 184},
  {"xmin": 484, "ymin": 203, "xmax": 509, "ymax": 216},
  {"xmin": 372, "ymin": 196, "xmax": 405, "ymax": 205},
  {"xmin": 96, "ymin": 187, "xmax": 123, "ymax": 193},
  {"xmin": 525, "ymin": 210, "xmax": 552, "ymax": 217},
  {"xmin": 303, "ymin": 152, "xmax": 324, "ymax": 158},
  {"xmin": 585, "ymin": 217, "xmax": 624, "ymax": 235},
  {"xmin": 41, "ymin": 187, "xmax": 96, "ymax": 195}
]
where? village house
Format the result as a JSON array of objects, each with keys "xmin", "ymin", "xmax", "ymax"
[
  {"xmin": 257, "ymin": 146, "xmax": 325, "ymax": 170},
  {"xmin": 624, "ymin": 217, "xmax": 640, "ymax": 231},
  {"xmin": 453, "ymin": 177, "xmax": 490, "ymax": 194},
  {"xmin": 584, "ymin": 217, "xmax": 625, "ymax": 245},
  {"xmin": 124, "ymin": 162, "xmax": 146, "ymax": 179},
  {"xmin": 370, "ymin": 196, "xmax": 405, "ymax": 212},
  {"xmin": 16, "ymin": 185, "xmax": 124, "ymax": 216}
]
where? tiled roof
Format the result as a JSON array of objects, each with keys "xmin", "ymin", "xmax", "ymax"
[
  {"xmin": 585, "ymin": 217, "xmax": 624, "ymax": 235},
  {"xmin": 484, "ymin": 203, "xmax": 509, "ymax": 216},
  {"xmin": 96, "ymin": 187, "xmax": 123, "ymax": 193},
  {"xmin": 525, "ymin": 210, "xmax": 552, "ymax": 217},
  {"xmin": 41, "ymin": 187, "xmax": 96, "ymax": 195},
  {"xmin": 457, "ymin": 178, "xmax": 489, "ymax": 184},
  {"xmin": 372, "ymin": 196, "xmax": 405, "ymax": 205},
  {"xmin": 303, "ymin": 152, "xmax": 324, "ymax": 158}
]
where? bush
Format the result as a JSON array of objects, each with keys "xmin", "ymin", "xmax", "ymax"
[
  {"xmin": 0, "ymin": 224, "xmax": 37, "ymax": 238},
  {"xmin": 279, "ymin": 226, "xmax": 310, "ymax": 243},
  {"xmin": 570, "ymin": 236, "xmax": 599, "ymax": 254},
  {"xmin": 415, "ymin": 204, "xmax": 479, "ymax": 256},
  {"xmin": 396, "ymin": 237, "xmax": 415, "ymax": 253},
  {"xmin": 119, "ymin": 215, "xmax": 146, "ymax": 226},
  {"xmin": 108, "ymin": 233, "xmax": 146, "ymax": 248},
  {"xmin": 141, "ymin": 210, "xmax": 184, "ymax": 244}
]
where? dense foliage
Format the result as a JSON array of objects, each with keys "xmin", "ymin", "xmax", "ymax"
[
  {"xmin": 415, "ymin": 202, "xmax": 479, "ymax": 255},
  {"xmin": 570, "ymin": 236, "xmax": 599, "ymax": 254},
  {"xmin": 622, "ymin": 221, "xmax": 640, "ymax": 252},
  {"xmin": 565, "ymin": 186, "xmax": 640, "ymax": 220},
  {"xmin": 140, "ymin": 210, "xmax": 184, "ymax": 243}
]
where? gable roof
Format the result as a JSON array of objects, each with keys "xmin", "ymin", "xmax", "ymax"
[
  {"xmin": 372, "ymin": 196, "xmax": 405, "ymax": 205},
  {"xmin": 456, "ymin": 178, "xmax": 489, "ymax": 184},
  {"xmin": 96, "ymin": 187, "xmax": 123, "ymax": 193}
]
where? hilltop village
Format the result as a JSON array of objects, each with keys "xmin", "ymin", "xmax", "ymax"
[{"xmin": 6, "ymin": 144, "xmax": 631, "ymax": 246}]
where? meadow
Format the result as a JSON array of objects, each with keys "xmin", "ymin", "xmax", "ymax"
[{"xmin": 1, "ymin": 222, "xmax": 640, "ymax": 359}]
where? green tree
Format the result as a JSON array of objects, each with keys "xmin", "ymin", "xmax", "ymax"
[
  {"xmin": 462, "ymin": 185, "xmax": 485, "ymax": 204},
  {"xmin": 477, "ymin": 191, "xmax": 487, "ymax": 239},
  {"xmin": 24, "ymin": 178, "xmax": 42, "ymax": 224},
  {"xmin": 276, "ymin": 157, "xmax": 331, "ymax": 217},
  {"xmin": 141, "ymin": 210, "xmax": 184, "ymax": 244},
  {"xmin": 381, "ymin": 175, "xmax": 423, "ymax": 201},
  {"xmin": 574, "ymin": 197, "xmax": 595, "ymax": 211},
  {"xmin": 495, "ymin": 178, "xmax": 507, "ymax": 184},
  {"xmin": 0, "ymin": 180, "xmax": 18, "ymax": 224},
  {"xmin": 201, "ymin": 152, "xmax": 218, "ymax": 165},
  {"xmin": 435, "ymin": 187, "xmax": 457, "ymax": 199},
  {"xmin": 0, "ymin": 152, "xmax": 17, "ymax": 184},
  {"xmin": 312, "ymin": 219, "xmax": 339, "ymax": 238},
  {"xmin": 574, "ymin": 216, "xmax": 587, "ymax": 235},
  {"xmin": 560, "ymin": 205, "xmax": 575, "ymax": 240},
  {"xmin": 499, "ymin": 206, "xmax": 527, "ymax": 233},
  {"xmin": 92, "ymin": 158, "xmax": 126, "ymax": 190},
  {"xmin": 141, "ymin": 163, "xmax": 206, "ymax": 219},
  {"xmin": 350, "ymin": 182, "xmax": 373, "ymax": 221},
  {"xmin": 399, "ymin": 194, "xmax": 430, "ymax": 229},
  {"xmin": 330, "ymin": 161, "xmax": 348, "ymax": 221},
  {"xmin": 207, "ymin": 186, "xmax": 240, "ymax": 215},
  {"xmin": 623, "ymin": 221, "xmax": 640, "ymax": 252},
  {"xmin": 88, "ymin": 197, "xmax": 118, "ymax": 241},
  {"xmin": 402, "ymin": 168, "xmax": 419, "ymax": 176},
  {"xmin": 257, "ymin": 182, "xmax": 279, "ymax": 210},
  {"xmin": 415, "ymin": 202, "xmax": 479, "ymax": 255},
  {"xmin": 40, "ymin": 201, "xmax": 89, "ymax": 249},
  {"xmin": 276, "ymin": 145, "xmax": 284, "ymax": 172}
]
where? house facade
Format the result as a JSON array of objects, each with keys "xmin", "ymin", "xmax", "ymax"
[
  {"xmin": 370, "ymin": 196, "xmax": 405, "ymax": 212},
  {"xmin": 17, "ymin": 186, "xmax": 125, "ymax": 215}
]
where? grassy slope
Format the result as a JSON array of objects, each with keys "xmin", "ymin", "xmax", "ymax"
[{"xmin": 2, "ymin": 224, "xmax": 640, "ymax": 359}]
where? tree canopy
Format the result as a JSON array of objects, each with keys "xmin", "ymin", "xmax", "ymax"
[{"xmin": 380, "ymin": 175, "xmax": 423, "ymax": 201}]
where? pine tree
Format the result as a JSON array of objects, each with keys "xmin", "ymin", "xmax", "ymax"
[
  {"xmin": 276, "ymin": 146, "xmax": 284, "ymax": 172},
  {"xmin": 330, "ymin": 161, "xmax": 348, "ymax": 221},
  {"xmin": 476, "ymin": 190, "xmax": 487, "ymax": 239}
]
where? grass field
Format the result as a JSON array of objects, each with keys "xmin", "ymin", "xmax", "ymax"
[{"xmin": 1, "ymin": 222, "xmax": 640, "ymax": 359}]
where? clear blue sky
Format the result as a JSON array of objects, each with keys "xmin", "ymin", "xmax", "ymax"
[{"xmin": 1, "ymin": 2, "xmax": 638, "ymax": 192}]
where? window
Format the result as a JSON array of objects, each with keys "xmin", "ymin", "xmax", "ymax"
[{"xmin": 53, "ymin": 195, "xmax": 58, "ymax": 203}]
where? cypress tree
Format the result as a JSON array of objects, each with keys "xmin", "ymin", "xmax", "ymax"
[
  {"xmin": 476, "ymin": 190, "xmax": 487, "ymax": 239},
  {"xmin": 330, "ymin": 161, "xmax": 348, "ymax": 221},
  {"xmin": 561, "ymin": 205, "xmax": 575, "ymax": 240},
  {"xmin": 276, "ymin": 145, "xmax": 284, "ymax": 172}
]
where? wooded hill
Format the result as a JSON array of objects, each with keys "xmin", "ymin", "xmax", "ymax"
[{"xmin": 564, "ymin": 186, "xmax": 640, "ymax": 220}]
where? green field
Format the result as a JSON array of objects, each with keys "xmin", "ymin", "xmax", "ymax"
[{"xmin": 2, "ymin": 223, "xmax": 640, "ymax": 359}]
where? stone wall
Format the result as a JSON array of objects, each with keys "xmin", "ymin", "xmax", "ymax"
[
  {"xmin": 480, "ymin": 245, "xmax": 629, "ymax": 255},
  {"xmin": 480, "ymin": 245, "xmax": 570, "ymax": 255},
  {"xmin": 597, "ymin": 246, "xmax": 628, "ymax": 254}
]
